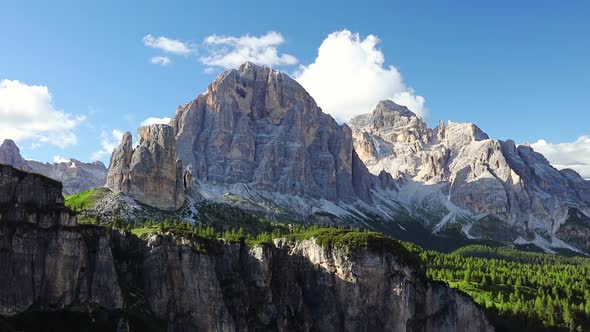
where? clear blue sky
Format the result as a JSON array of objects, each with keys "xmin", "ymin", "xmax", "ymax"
[{"xmin": 1, "ymin": 0, "xmax": 588, "ymax": 165}]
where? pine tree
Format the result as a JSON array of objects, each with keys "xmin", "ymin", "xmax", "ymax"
[{"xmin": 534, "ymin": 295, "xmax": 544, "ymax": 318}]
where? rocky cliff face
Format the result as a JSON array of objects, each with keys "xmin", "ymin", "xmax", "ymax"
[
  {"xmin": 0, "ymin": 164, "xmax": 493, "ymax": 331},
  {"xmin": 0, "ymin": 163, "xmax": 76, "ymax": 227},
  {"xmin": 0, "ymin": 139, "xmax": 108, "ymax": 195},
  {"xmin": 0, "ymin": 164, "xmax": 123, "ymax": 319},
  {"xmin": 171, "ymin": 62, "xmax": 373, "ymax": 204},
  {"xmin": 139, "ymin": 236, "xmax": 492, "ymax": 332},
  {"xmin": 349, "ymin": 101, "xmax": 590, "ymax": 252},
  {"xmin": 106, "ymin": 124, "xmax": 186, "ymax": 211}
]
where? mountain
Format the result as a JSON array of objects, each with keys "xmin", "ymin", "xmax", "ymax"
[
  {"xmin": 0, "ymin": 139, "xmax": 108, "ymax": 195},
  {"xmin": 170, "ymin": 61, "xmax": 375, "ymax": 204},
  {"xmin": 99, "ymin": 62, "xmax": 590, "ymax": 254},
  {"xmin": 0, "ymin": 163, "xmax": 493, "ymax": 331},
  {"xmin": 349, "ymin": 100, "xmax": 590, "ymax": 252}
]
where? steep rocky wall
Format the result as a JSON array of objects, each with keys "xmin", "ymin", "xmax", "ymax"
[
  {"xmin": 106, "ymin": 124, "xmax": 186, "ymax": 211},
  {"xmin": 1, "ymin": 231, "xmax": 494, "ymax": 332},
  {"xmin": 0, "ymin": 164, "xmax": 124, "ymax": 324},
  {"xmin": 171, "ymin": 62, "xmax": 374, "ymax": 204},
  {"xmin": 0, "ymin": 226, "xmax": 124, "ymax": 317},
  {"xmin": 0, "ymin": 225, "xmax": 494, "ymax": 331},
  {"xmin": 0, "ymin": 164, "xmax": 76, "ymax": 227}
]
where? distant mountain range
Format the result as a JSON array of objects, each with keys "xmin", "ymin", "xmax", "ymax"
[
  {"xmin": 348, "ymin": 99, "xmax": 590, "ymax": 253},
  {"xmin": 0, "ymin": 139, "xmax": 107, "ymax": 195}
]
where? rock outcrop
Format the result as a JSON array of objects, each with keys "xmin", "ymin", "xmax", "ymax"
[
  {"xmin": 349, "ymin": 100, "xmax": 590, "ymax": 251},
  {"xmin": 0, "ymin": 139, "xmax": 108, "ymax": 195},
  {"xmin": 0, "ymin": 163, "xmax": 76, "ymax": 227},
  {"xmin": 0, "ymin": 164, "xmax": 123, "ymax": 318},
  {"xmin": 106, "ymin": 124, "xmax": 185, "ymax": 211},
  {"xmin": 0, "ymin": 164, "xmax": 494, "ymax": 331},
  {"xmin": 171, "ymin": 62, "xmax": 374, "ymax": 204}
]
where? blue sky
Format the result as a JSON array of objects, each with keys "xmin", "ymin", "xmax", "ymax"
[{"xmin": 1, "ymin": 1, "xmax": 589, "ymax": 175}]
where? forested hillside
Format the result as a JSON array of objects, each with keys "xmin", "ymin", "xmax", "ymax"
[{"xmin": 420, "ymin": 246, "xmax": 590, "ymax": 331}]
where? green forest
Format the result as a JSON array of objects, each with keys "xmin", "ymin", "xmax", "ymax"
[{"xmin": 420, "ymin": 245, "xmax": 590, "ymax": 332}]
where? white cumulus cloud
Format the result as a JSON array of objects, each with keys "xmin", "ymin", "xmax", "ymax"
[
  {"xmin": 530, "ymin": 136, "xmax": 590, "ymax": 179},
  {"xmin": 200, "ymin": 31, "xmax": 298, "ymax": 69},
  {"xmin": 0, "ymin": 79, "xmax": 85, "ymax": 148},
  {"xmin": 92, "ymin": 129, "xmax": 125, "ymax": 162},
  {"xmin": 151, "ymin": 56, "xmax": 172, "ymax": 66},
  {"xmin": 140, "ymin": 117, "xmax": 171, "ymax": 126},
  {"xmin": 143, "ymin": 34, "xmax": 193, "ymax": 55},
  {"xmin": 294, "ymin": 30, "xmax": 427, "ymax": 122},
  {"xmin": 53, "ymin": 155, "xmax": 70, "ymax": 163}
]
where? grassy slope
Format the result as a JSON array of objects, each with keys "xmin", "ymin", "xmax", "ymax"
[{"xmin": 64, "ymin": 187, "xmax": 111, "ymax": 211}]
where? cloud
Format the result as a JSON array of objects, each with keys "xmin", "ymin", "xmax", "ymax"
[
  {"xmin": 530, "ymin": 136, "xmax": 590, "ymax": 179},
  {"xmin": 92, "ymin": 129, "xmax": 125, "ymax": 161},
  {"xmin": 140, "ymin": 117, "xmax": 171, "ymax": 126},
  {"xmin": 294, "ymin": 30, "xmax": 426, "ymax": 122},
  {"xmin": 143, "ymin": 34, "xmax": 193, "ymax": 55},
  {"xmin": 53, "ymin": 155, "xmax": 70, "ymax": 163},
  {"xmin": 200, "ymin": 31, "xmax": 298, "ymax": 69},
  {"xmin": 0, "ymin": 79, "xmax": 85, "ymax": 148},
  {"xmin": 151, "ymin": 56, "xmax": 172, "ymax": 66}
]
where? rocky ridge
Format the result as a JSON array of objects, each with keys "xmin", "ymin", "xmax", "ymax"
[
  {"xmin": 0, "ymin": 139, "xmax": 107, "ymax": 195},
  {"xmin": 349, "ymin": 100, "xmax": 590, "ymax": 252},
  {"xmin": 0, "ymin": 163, "xmax": 494, "ymax": 331}
]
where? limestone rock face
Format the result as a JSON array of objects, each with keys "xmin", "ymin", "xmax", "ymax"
[
  {"xmin": 0, "ymin": 165, "xmax": 124, "ymax": 319},
  {"xmin": 106, "ymin": 124, "xmax": 185, "ymax": 211},
  {"xmin": 105, "ymin": 132, "xmax": 133, "ymax": 194},
  {"xmin": 0, "ymin": 228, "xmax": 124, "ymax": 317},
  {"xmin": 171, "ymin": 62, "xmax": 373, "ymax": 203},
  {"xmin": 0, "ymin": 164, "xmax": 76, "ymax": 227},
  {"xmin": 0, "ymin": 139, "xmax": 107, "ymax": 195},
  {"xmin": 350, "ymin": 100, "xmax": 590, "ymax": 250},
  {"xmin": 140, "ymin": 235, "xmax": 493, "ymax": 332},
  {"xmin": 0, "ymin": 231, "xmax": 493, "ymax": 332}
]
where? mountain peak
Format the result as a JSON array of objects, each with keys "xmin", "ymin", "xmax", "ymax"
[
  {"xmin": 238, "ymin": 61, "xmax": 265, "ymax": 72},
  {"xmin": 171, "ymin": 61, "xmax": 375, "ymax": 204},
  {"xmin": 0, "ymin": 139, "xmax": 25, "ymax": 167},
  {"xmin": 347, "ymin": 100, "xmax": 423, "ymax": 133},
  {"xmin": 202, "ymin": 60, "xmax": 315, "ymax": 126},
  {"xmin": 1, "ymin": 139, "xmax": 18, "ymax": 150},
  {"xmin": 373, "ymin": 100, "xmax": 416, "ymax": 118},
  {"xmin": 446, "ymin": 121, "xmax": 489, "ymax": 142},
  {"xmin": 211, "ymin": 61, "xmax": 293, "ymax": 90}
]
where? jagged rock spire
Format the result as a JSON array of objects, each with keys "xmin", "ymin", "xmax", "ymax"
[{"xmin": 106, "ymin": 124, "xmax": 185, "ymax": 211}]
